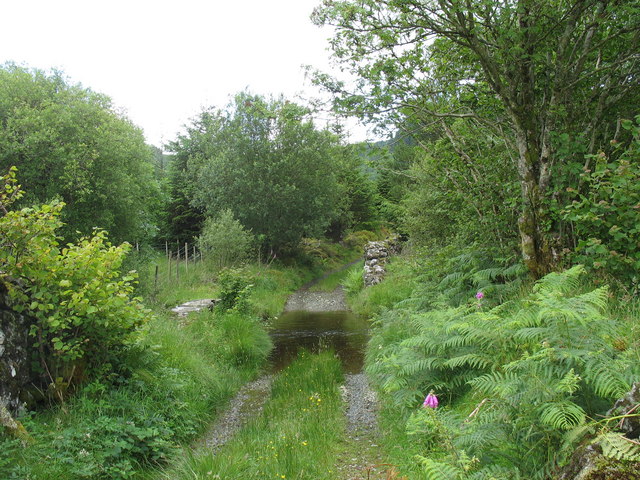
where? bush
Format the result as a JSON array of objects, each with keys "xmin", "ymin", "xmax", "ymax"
[
  {"xmin": 216, "ymin": 267, "xmax": 254, "ymax": 312},
  {"xmin": 0, "ymin": 179, "xmax": 150, "ymax": 398},
  {"xmin": 198, "ymin": 209, "xmax": 254, "ymax": 269},
  {"xmin": 562, "ymin": 116, "xmax": 640, "ymax": 292}
]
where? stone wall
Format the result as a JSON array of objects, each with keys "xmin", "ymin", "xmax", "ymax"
[
  {"xmin": 0, "ymin": 281, "xmax": 33, "ymax": 416},
  {"xmin": 363, "ymin": 236, "xmax": 401, "ymax": 287}
]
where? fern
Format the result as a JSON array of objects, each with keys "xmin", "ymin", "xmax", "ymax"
[
  {"xmin": 599, "ymin": 433, "xmax": 640, "ymax": 461},
  {"xmin": 539, "ymin": 401, "xmax": 587, "ymax": 430},
  {"xmin": 418, "ymin": 457, "xmax": 464, "ymax": 480}
]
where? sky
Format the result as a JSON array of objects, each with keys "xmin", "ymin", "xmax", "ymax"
[{"xmin": 0, "ymin": 0, "xmax": 371, "ymax": 147}]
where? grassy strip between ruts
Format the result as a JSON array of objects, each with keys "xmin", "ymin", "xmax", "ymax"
[{"xmin": 158, "ymin": 351, "xmax": 345, "ymax": 480}]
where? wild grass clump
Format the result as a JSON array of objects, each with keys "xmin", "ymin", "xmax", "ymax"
[
  {"xmin": 348, "ymin": 259, "xmax": 417, "ymax": 317},
  {"xmin": 161, "ymin": 351, "xmax": 345, "ymax": 480}
]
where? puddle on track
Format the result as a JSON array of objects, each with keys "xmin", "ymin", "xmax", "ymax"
[{"xmin": 268, "ymin": 309, "xmax": 369, "ymax": 374}]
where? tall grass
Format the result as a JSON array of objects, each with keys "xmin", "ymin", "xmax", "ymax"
[{"xmin": 160, "ymin": 351, "xmax": 345, "ymax": 480}]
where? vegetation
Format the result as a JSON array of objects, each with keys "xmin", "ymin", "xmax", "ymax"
[
  {"xmin": 2, "ymin": 1, "xmax": 639, "ymax": 479},
  {"xmin": 0, "ymin": 64, "xmax": 160, "ymax": 243},
  {"xmin": 160, "ymin": 351, "xmax": 344, "ymax": 480},
  {"xmin": 312, "ymin": 0, "xmax": 640, "ymax": 278},
  {"xmin": 168, "ymin": 92, "xmax": 377, "ymax": 252}
]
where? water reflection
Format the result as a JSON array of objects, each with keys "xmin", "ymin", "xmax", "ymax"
[{"xmin": 268, "ymin": 310, "xmax": 369, "ymax": 373}]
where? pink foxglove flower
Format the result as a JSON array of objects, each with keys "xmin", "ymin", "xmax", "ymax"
[
  {"xmin": 475, "ymin": 291, "xmax": 484, "ymax": 300},
  {"xmin": 423, "ymin": 390, "xmax": 438, "ymax": 408}
]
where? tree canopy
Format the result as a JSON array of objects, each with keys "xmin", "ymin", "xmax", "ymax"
[
  {"xmin": 312, "ymin": 0, "xmax": 640, "ymax": 277},
  {"xmin": 0, "ymin": 64, "xmax": 160, "ymax": 243},
  {"xmin": 171, "ymin": 92, "xmax": 346, "ymax": 252}
]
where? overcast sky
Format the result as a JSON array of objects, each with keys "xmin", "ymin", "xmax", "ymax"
[{"xmin": 0, "ymin": 0, "xmax": 370, "ymax": 147}]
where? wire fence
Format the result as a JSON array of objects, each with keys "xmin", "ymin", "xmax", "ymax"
[{"xmin": 129, "ymin": 240, "xmax": 205, "ymax": 290}]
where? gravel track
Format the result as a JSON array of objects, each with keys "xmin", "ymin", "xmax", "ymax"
[{"xmin": 201, "ymin": 375, "xmax": 273, "ymax": 451}]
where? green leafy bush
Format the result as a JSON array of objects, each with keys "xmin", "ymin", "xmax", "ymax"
[
  {"xmin": 198, "ymin": 209, "xmax": 254, "ymax": 269},
  {"xmin": 0, "ymin": 173, "xmax": 150, "ymax": 396},
  {"xmin": 562, "ymin": 116, "xmax": 640, "ymax": 291},
  {"xmin": 216, "ymin": 267, "xmax": 254, "ymax": 312}
]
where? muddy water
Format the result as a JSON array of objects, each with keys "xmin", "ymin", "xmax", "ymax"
[{"xmin": 268, "ymin": 290, "xmax": 369, "ymax": 373}]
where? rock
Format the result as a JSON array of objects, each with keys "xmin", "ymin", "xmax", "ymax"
[
  {"xmin": 607, "ymin": 382, "xmax": 640, "ymax": 439},
  {"xmin": 363, "ymin": 236, "xmax": 401, "ymax": 287},
  {"xmin": 171, "ymin": 298, "xmax": 217, "ymax": 317},
  {"xmin": 0, "ymin": 280, "xmax": 35, "ymax": 416}
]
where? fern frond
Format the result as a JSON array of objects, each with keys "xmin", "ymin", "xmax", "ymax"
[
  {"xmin": 468, "ymin": 464, "xmax": 522, "ymax": 480},
  {"xmin": 599, "ymin": 433, "xmax": 640, "ymax": 461},
  {"xmin": 562, "ymin": 423, "xmax": 596, "ymax": 451},
  {"xmin": 584, "ymin": 360, "xmax": 630, "ymax": 398},
  {"xmin": 418, "ymin": 457, "xmax": 463, "ymax": 480},
  {"xmin": 468, "ymin": 371, "xmax": 521, "ymax": 397},
  {"xmin": 513, "ymin": 326, "xmax": 548, "ymax": 342},
  {"xmin": 533, "ymin": 265, "xmax": 585, "ymax": 295},
  {"xmin": 444, "ymin": 353, "xmax": 493, "ymax": 370},
  {"xmin": 538, "ymin": 401, "xmax": 586, "ymax": 430}
]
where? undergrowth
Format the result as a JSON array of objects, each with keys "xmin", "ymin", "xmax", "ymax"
[{"xmin": 356, "ymin": 247, "xmax": 640, "ymax": 479}]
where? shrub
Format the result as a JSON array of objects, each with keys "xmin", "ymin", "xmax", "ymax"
[
  {"xmin": 216, "ymin": 267, "xmax": 254, "ymax": 312},
  {"xmin": 562, "ymin": 116, "xmax": 640, "ymax": 292},
  {"xmin": 0, "ymin": 185, "xmax": 150, "ymax": 398},
  {"xmin": 198, "ymin": 209, "xmax": 254, "ymax": 269}
]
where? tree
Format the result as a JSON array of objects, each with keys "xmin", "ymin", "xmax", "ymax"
[
  {"xmin": 179, "ymin": 92, "xmax": 343, "ymax": 252},
  {"xmin": 312, "ymin": 0, "xmax": 640, "ymax": 277},
  {"xmin": 0, "ymin": 64, "xmax": 160, "ymax": 243}
]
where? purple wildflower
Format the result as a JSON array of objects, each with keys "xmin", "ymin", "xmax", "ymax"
[
  {"xmin": 423, "ymin": 390, "xmax": 438, "ymax": 408},
  {"xmin": 475, "ymin": 291, "xmax": 484, "ymax": 300}
]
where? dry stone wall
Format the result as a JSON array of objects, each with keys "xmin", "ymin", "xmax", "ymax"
[{"xmin": 363, "ymin": 236, "xmax": 401, "ymax": 287}]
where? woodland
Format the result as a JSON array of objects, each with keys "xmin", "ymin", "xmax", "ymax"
[{"xmin": 1, "ymin": 1, "xmax": 639, "ymax": 479}]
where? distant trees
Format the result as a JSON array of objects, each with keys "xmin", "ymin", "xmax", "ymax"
[
  {"xmin": 0, "ymin": 64, "xmax": 160, "ymax": 243},
  {"xmin": 170, "ymin": 92, "xmax": 375, "ymax": 253}
]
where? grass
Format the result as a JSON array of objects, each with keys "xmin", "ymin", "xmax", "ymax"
[
  {"xmin": 2, "ymin": 244, "xmax": 364, "ymax": 480},
  {"xmin": 347, "ymin": 258, "xmax": 417, "ymax": 317},
  {"xmin": 158, "ymin": 351, "xmax": 345, "ymax": 480},
  {"xmin": 2, "ymin": 309, "xmax": 272, "ymax": 480},
  {"xmin": 307, "ymin": 259, "xmax": 363, "ymax": 292}
]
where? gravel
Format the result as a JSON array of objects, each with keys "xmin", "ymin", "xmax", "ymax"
[
  {"xmin": 201, "ymin": 375, "xmax": 273, "ymax": 451},
  {"xmin": 341, "ymin": 373, "xmax": 379, "ymax": 434},
  {"xmin": 283, "ymin": 287, "xmax": 348, "ymax": 312}
]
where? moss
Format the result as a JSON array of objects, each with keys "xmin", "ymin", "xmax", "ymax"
[{"xmin": 586, "ymin": 457, "xmax": 640, "ymax": 480}]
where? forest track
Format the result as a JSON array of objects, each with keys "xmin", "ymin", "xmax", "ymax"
[
  {"xmin": 335, "ymin": 373, "xmax": 391, "ymax": 480},
  {"xmin": 200, "ymin": 375, "xmax": 273, "ymax": 452}
]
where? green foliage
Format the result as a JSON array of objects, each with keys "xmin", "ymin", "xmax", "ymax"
[
  {"xmin": 367, "ymin": 265, "xmax": 639, "ymax": 478},
  {"xmin": 313, "ymin": 0, "xmax": 640, "ymax": 276},
  {"xmin": 215, "ymin": 312, "xmax": 273, "ymax": 368},
  {"xmin": 216, "ymin": 268, "xmax": 254, "ymax": 312},
  {"xmin": 0, "ymin": 194, "xmax": 150, "ymax": 394},
  {"xmin": 162, "ymin": 351, "xmax": 344, "ymax": 480},
  {"xmin": 2, "ymin": 299, "xmax": 271, "ymax": 479},
  {"xmin": 177, "ymin": 92, "xmax": 344, "ymax": 252},
  {"xmin": 0, "ymin": 65, "xmax": 160, "ymax": 243},
  {"xmin": 401, "ymin": 122, "xmax": 519, "ymax": 250},
  {"xmin": 341, "ymin": 263, "xmax": 365, "ymax": 296},
  {"xmin": 561, "ymin": 116, "xmax": 640, "ymax": 290},
  {"xmin": 198, "ymin": 209, "xmax": 254, "ymax": 269}
]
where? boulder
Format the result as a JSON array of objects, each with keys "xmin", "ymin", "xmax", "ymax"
[{"xmin": 0, "ymin": 280, "xmax": 34, "ymax": 416}]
